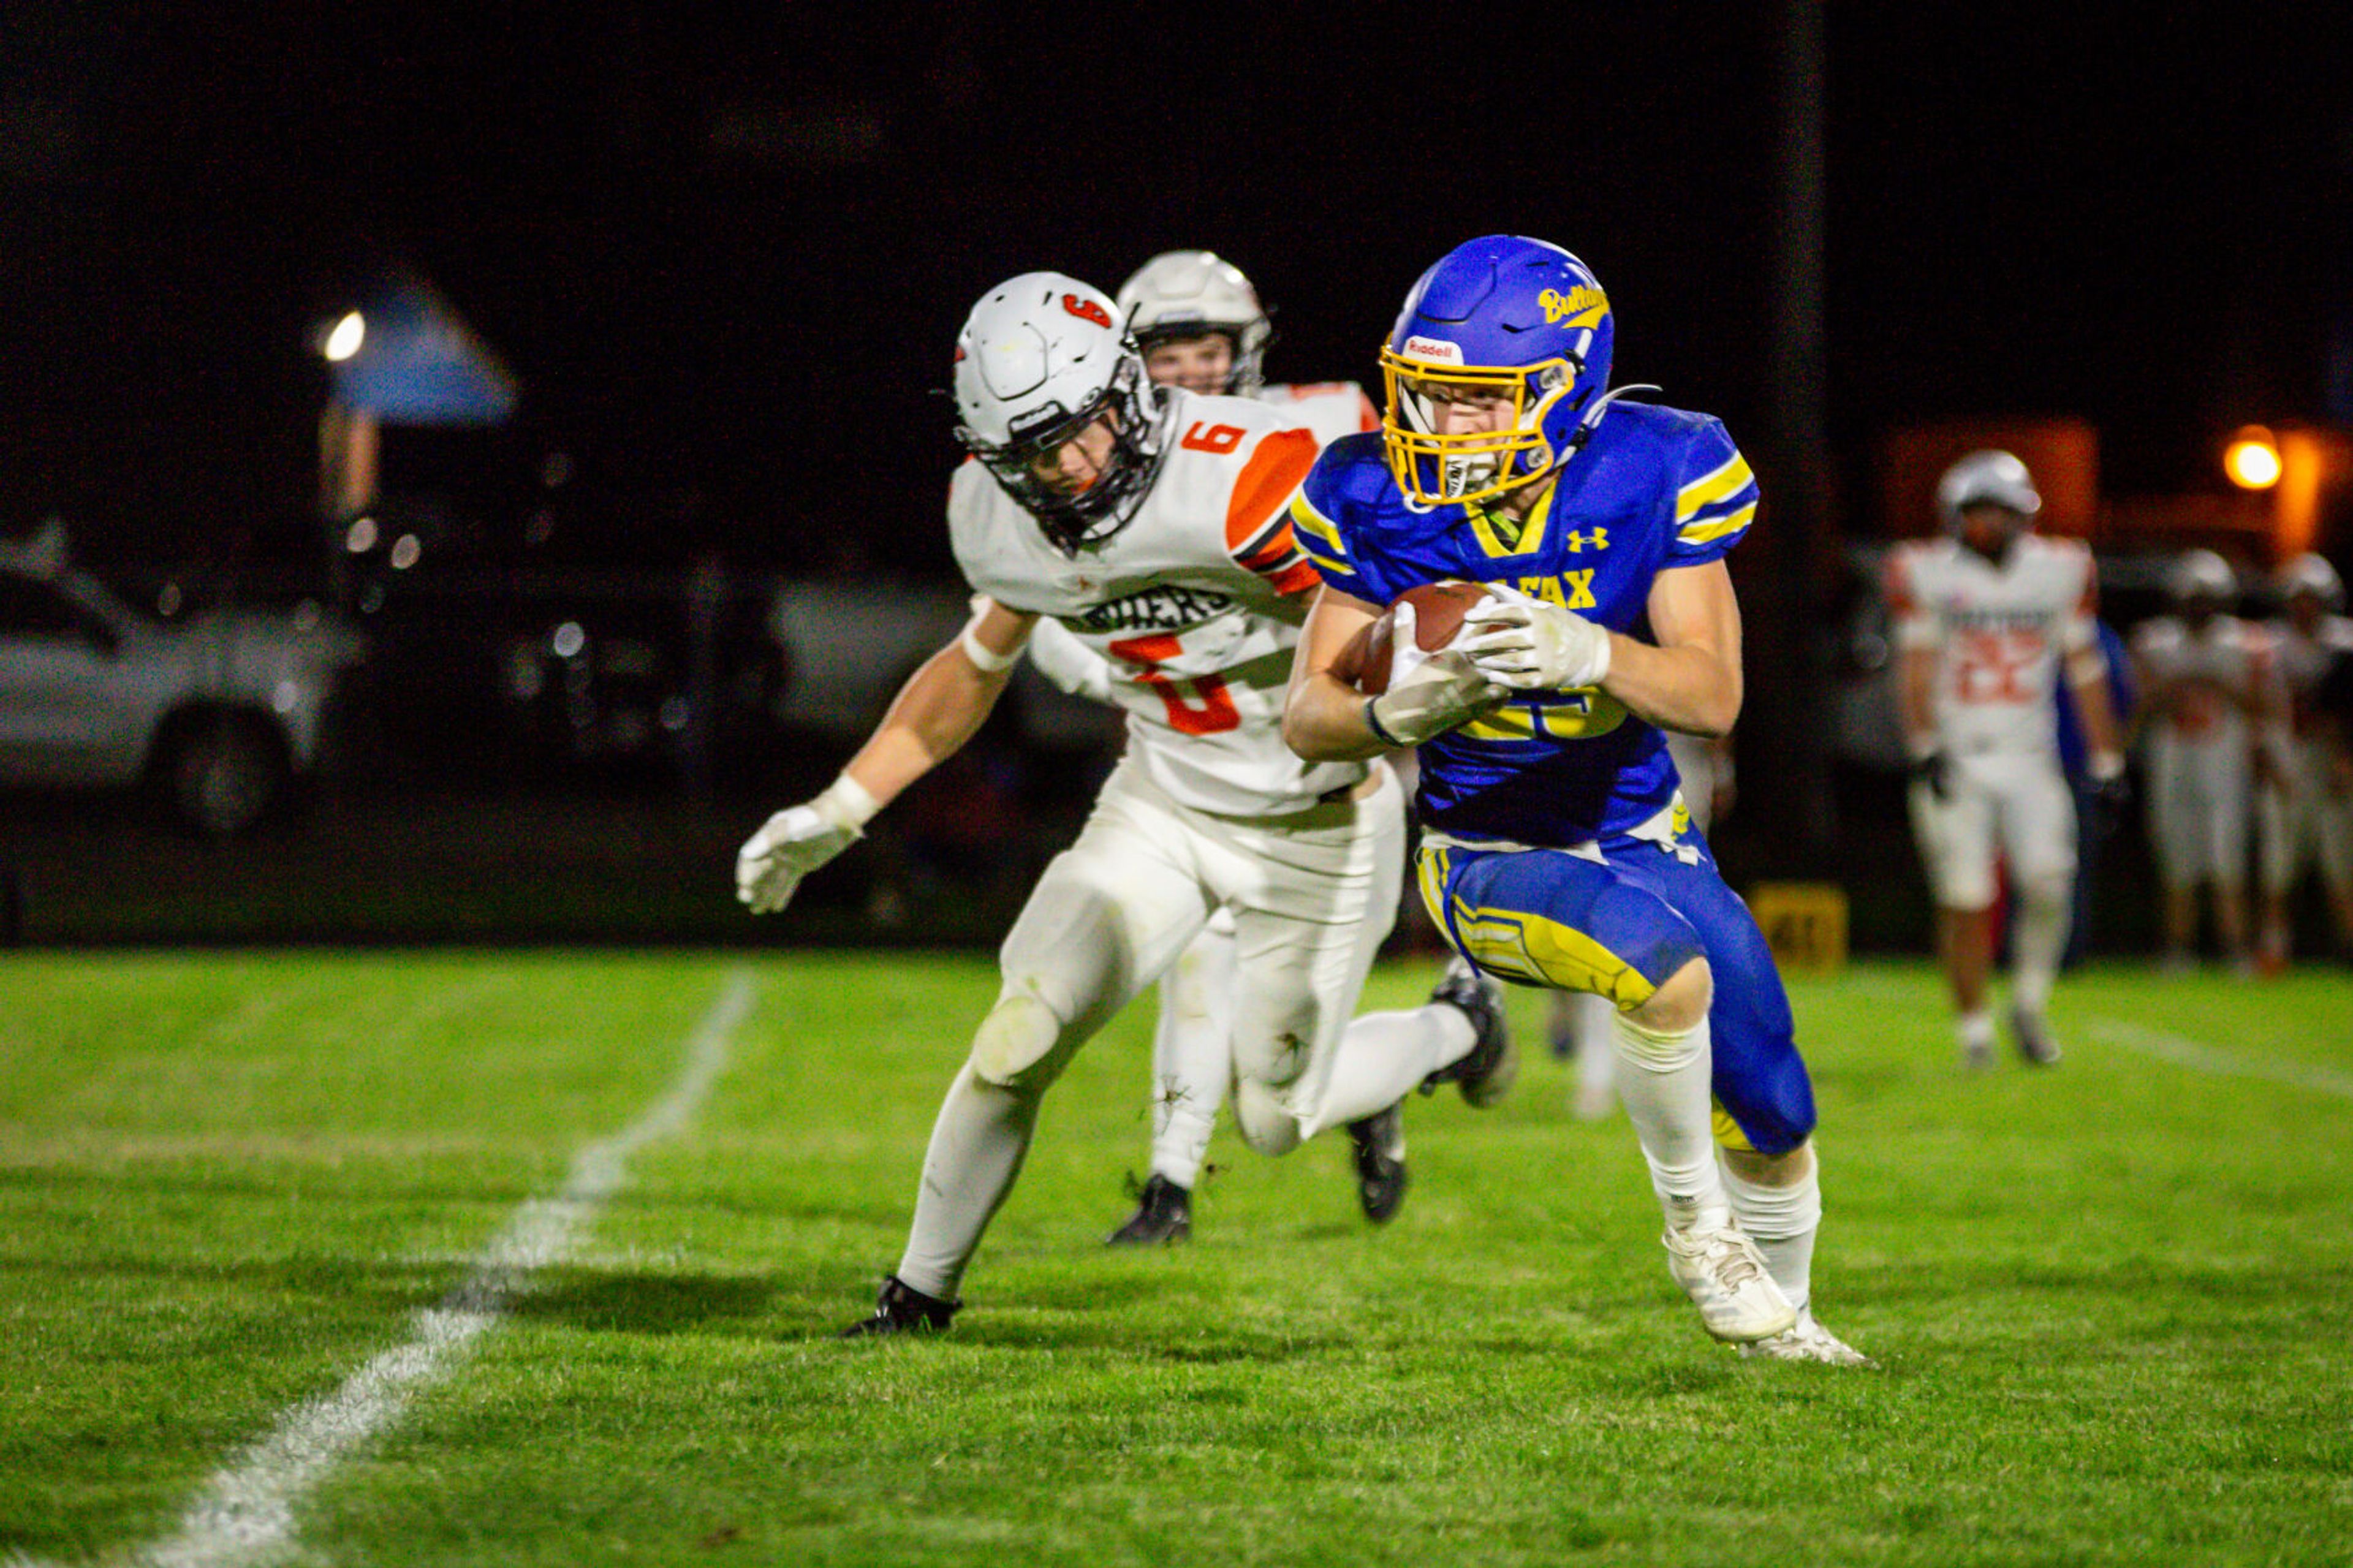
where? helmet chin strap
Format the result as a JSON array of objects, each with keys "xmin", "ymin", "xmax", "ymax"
[{"xmin": 1574, "ymin": 383, "xmax": 1656, "ymax": 445}]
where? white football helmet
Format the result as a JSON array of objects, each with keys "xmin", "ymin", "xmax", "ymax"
[
  {"xmin": 953, "ymin": 272, "xmax": 1167, "ymax": 553},
  {"xmin": 1936, "ymin": 450, "xmax": 2042, "ymax": 529},
  {"xmin": 2275, "ymin": 551, "xmax": 2344, "ymax": 609},
  {"xmin": 1115, "ymin": 251, "xmax": 1272, "ymax": 396},
  {"xmin": 2166, "ymin": 547, "xmax": 2237, "ymax": 605}
]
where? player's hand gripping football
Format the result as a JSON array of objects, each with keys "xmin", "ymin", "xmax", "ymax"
[
  {"xmin": 1366, "ymin": 600, "xmax": 1509, "ymax": 748},
  {"xmin": 735, "ymin": 777, "xmax": 878, "ymax": 915},
  {"xmin": 1459, "ymin": 583, "xmax": 1613, "ymax": 692}
]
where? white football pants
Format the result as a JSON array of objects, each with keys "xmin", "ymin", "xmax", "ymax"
[
  {"xmin": 1906, "ymin": 749, "xmax": 2078, "ymax": 912},
  {"xmin": 2146, "ymin": 732, "xmax": 2253, "ymax": 890},
  {"xmin": 894, "ymin": 758, "xmax": 1471, "ymax": 1300},
  {"xmin": 2257, "ymin": 741, "xmax": 2353, "ymax": 896}
]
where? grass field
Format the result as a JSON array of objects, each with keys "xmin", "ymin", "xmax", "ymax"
[{"xmin": 1, "ymin": 950, "xmax": 2348, "ymax": 1567}]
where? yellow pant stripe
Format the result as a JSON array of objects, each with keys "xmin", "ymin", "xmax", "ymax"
[{"xmin": 1450, "ymin": 901, "xmax": 1659, "ymax": 1009}]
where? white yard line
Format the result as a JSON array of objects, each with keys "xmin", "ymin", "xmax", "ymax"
[
  {"xmin": 2088, "ymin": 1018, "xmax": 2353, "ymax": 1102},
  {"xmin": 100, "ymin": 970, "xmax": 757, "ymax": 1568}
]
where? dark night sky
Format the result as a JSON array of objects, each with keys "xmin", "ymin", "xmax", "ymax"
[{"xmin": 5, "ymin": 2, "xmax": 2347, "ymax": 581}]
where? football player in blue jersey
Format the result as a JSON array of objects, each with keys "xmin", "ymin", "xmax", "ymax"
[{"xmin": 1281, "ymin": 235, "xmax": 1869, "ymax": 1363}]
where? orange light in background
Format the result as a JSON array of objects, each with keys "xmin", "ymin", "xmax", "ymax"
[{"xmin": 2224, "ymin": 426, "xmax": 2281, "ymax": 490}]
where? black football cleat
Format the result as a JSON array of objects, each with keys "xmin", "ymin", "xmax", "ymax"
[
  {"xmin": 1105, "ymin": 1173, "xmax": 1192, "ymax": 1245},
  {"xmin": 838, "ymin": 1274, "xmax": 960, "ymax": 1338},
  {"xmin": 1346, "ymin": 1101, "xmax": 1410, "ymax": 1224},
  {"xmin": 1421, "ymin": 956, "xmax": 1518, "ymax": 1108}
]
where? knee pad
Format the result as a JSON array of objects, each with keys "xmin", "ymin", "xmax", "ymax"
[
  {"xmin": 970, "ymin": 991, "xmax": 1067, "ymax": 1091},
  {"xmin": 1231, "ymin": 1077, "xmax": 1303, "ymax": 1159}
]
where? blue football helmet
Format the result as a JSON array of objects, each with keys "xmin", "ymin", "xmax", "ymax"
[{"xmin": 1379, "ymin": 235, "xmax": 1616, "ymax": 507}]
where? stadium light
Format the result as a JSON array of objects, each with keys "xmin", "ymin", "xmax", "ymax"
[
  {"xmin": 2224, "ymin": 426, "xmax": 2281, "ymax": 490},
  {"xmin": 323, "ymin": 311, "xmax": 366, "ymax": 363}
]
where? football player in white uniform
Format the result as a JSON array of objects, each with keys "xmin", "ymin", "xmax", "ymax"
[
  {"xmin": 1886, "ymin": 452, "xmax": 2125, "ymax": 1067},
  {"xmin": 2131, "ymin": 548, "xmax": 2275, "ymax": 972},
  {"xmin": 2256, "ymin": 554, "xmax": 2353, "ymax": 966},
  {"xmin": 1021, "ymin": 251, "xmax": 1411, "ymax": 1243},
  {"xmin": 736, "ymin": 274, "xmax": 1510, "ymax": 1335}
]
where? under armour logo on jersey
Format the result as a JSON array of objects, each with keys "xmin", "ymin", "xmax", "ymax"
[
  {"xmin": 1062, "ymin": 294, "xmax": 1112, "ymax": 329},
  {"xmin": 1563, "ymin": 528, "xmax": 1610, "ymax": 554}
]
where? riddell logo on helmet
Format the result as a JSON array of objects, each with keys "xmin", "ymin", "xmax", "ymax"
[
  {"xmin": 1539, "ymin": 286, "xmax": 1607, "ymax": 328},
  {"xmin": 1063, "ymin": 294, "xmax": 1113, "ymax": 329},
  {"xmin": 1402, "ymin": 336, "xmax": 1463, "ymax": 365}
]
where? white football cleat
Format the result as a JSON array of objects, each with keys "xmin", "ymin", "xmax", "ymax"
[
  {"xmin": 1738, "ymin": 1308, "xmax": 1876, "ymax": 1367},
  {"xmin": 1662, "ymin": 1215, "xmax": 1797, "ymax": 1343}
]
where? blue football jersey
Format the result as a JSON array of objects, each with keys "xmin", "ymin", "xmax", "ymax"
[{"xmin": 1292, "ymin": 401, "xmax": 1759, "ymax": 847}]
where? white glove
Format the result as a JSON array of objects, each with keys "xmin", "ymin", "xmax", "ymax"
[
  {"xmin": 1460, "ymin": 583, "xmax": 1613, "ymax": 692},
  {"xmin": 1365, "ymin": 600, "xmax": 1509, "ymax": 748},
  {"xmin": 1024, "ymin": 618, "xmax": 1115, "ymax": 704},
  {"xmin": 735, "ymin": 776, "xmax": 879, "ymax": 915}
]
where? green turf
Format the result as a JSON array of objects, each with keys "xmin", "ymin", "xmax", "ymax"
[{"xmin": 1, "ymin": 951, "xmax": 2348, "ymax": 1566}]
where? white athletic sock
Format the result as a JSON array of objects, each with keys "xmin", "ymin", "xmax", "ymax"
[
  {"xmin": 1718, "ymin": 1151, "xmax": 1822, "ymax": 1314},
  {"xmin": 895, "ymin": 1063, "xmax": 1040, "ymax": 1301},
  {"xmin": 1957, "ymin": 1009, "xmax": 1995, "ymax": 1054},
  {"xmin": 2010, "ymin": 884, "xmax": 2069, "ymax": 1018},
  {"xmin": 1572, "ymin": 991, "xmax": 1617, "ymax": 1119},
  {"xmin": 1610, "ymin": 1009, "xmax": 1729, "ymax": 1229},
  {"xmin": 1305, "ymin": 1004, "xmax": 1475, "ymax": 1135},
  {"xmin": 1146, "ymin": 930, "xmax": 1237, "ymax": 1190}
]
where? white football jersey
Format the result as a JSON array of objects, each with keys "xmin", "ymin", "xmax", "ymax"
[
  {"xmin": 951, "ymin": 388, "xmax": 1367, "ymax": 816},
  {"xmin": 1254, "ymin": 381, "xmax": 1379, "ymax": 448},
  {"xmin": 2268, "ymin": 614, "xmax": 2353, "ymax": 738},
  {"xmin": 2131, "ymin": 613, "xmax": 2272, "ymax": 751},
  {"xmin": 1886, "ymin": 534, "xmax": 2099, "ymax": 756}
]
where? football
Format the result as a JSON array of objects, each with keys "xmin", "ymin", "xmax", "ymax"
[{"xmin": 1341, "ymin": 580, "xmax": 1494, "ymax": 695}]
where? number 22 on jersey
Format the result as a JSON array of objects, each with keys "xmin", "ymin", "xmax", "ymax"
[{"xmin": 1952, "ymin": 627, "xmax": 2044, "ymax": 704}]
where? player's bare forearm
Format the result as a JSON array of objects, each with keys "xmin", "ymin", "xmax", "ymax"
[
  {"xmin": 841, "ymin": 608, "xmax": 1031, "ymax": 806},
  {"xmin": 1283, "ymin": 585, "xmax": 1389, "ymax": 761},
  {"xmin": 2069, "ymin": 667, "xmax": 2123, "ymax": 759},
  {"xmin": 1898, "ymin": 645, "xmax": 1940, "ymax": 749},
  {"xmin": 1605, "ymin": 561, "xmax": 1743, "ymax": 738}
]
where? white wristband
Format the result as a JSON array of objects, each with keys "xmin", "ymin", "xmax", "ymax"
[
  {"xmin": 814, "ymin": 774, "xmax": 881, "ymax": 830},
  {"xmin": 960, "ymin": 619, "xmax": 1024, "ymax": 674}
]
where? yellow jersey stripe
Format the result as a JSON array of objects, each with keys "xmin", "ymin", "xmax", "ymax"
[
  {"xmin": 1678, "ymin": 501, "xmax": 1757, "ymax": 546},
  {"xmin": 1675, "ymin": 452, "xmax": 1754, "ymax": 521},
  {"xmin": 1288, "ymin": 492, "xmax": 1347, "ymax": 556}
]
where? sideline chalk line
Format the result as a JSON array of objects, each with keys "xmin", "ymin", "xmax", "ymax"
[{"xmin": 51, "ymin": 969, "xmax": 757, "ymax": 1568}]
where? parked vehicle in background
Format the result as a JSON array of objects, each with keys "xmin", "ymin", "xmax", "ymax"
[
  {"xmin": 764, "ymin": 577, "xmax": 1122, "ymax": 752},
  {"xmin": 0, "ymin": 523, "xmax": 364, "ymax": 833}
]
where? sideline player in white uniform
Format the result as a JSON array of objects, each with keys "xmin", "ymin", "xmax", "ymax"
[
  {"xmin": 2256, "ymin": 554, "xmax": 2353, "ymax": 965},
  {"xmin": 2131, "ymin": 549, "xmax": 2274, "ymax": 972},
  {"xmin": 1886, "ymin": 451, "xmax": 2124, "ymax": 1068},
  {"xmin": 1021, "ymin": 251, "xmax": 1409, "ymax": 1243},
  {"xmin": 735, "ymin": 274, "xmax": 1510, "ymax": 1335}
]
